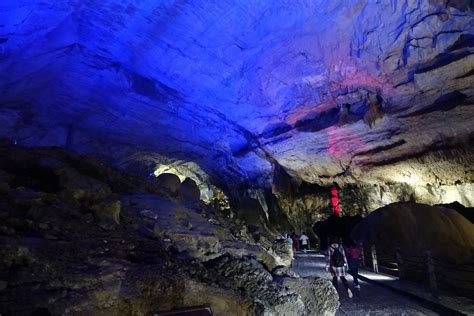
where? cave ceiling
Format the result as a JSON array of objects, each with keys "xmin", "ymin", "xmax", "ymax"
[{"xmin": 0, "ymin": 0, "xmax": 473, "ymax": 189}]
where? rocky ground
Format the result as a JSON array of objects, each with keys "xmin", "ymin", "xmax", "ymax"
[{"xmin": 0, "ymin": 142, "xmax": 339, "ymax": 315}]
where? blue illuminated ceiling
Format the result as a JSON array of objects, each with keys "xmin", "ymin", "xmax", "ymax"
[{"xmin": 0, "ymin": 0, "xmax": 473, "ymax": 188}]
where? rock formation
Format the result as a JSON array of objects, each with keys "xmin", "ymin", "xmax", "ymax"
[
  {"xmin": 352, "ymin": 202, "xmax": 474, "ymax": 297},
  {"xmin": 0, "ymin": 143, "xmax": 337, "ymax": 315}
]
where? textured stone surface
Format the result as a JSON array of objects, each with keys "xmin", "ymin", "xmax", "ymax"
[
  {"xmin": 271, "ymin": 239, "xmax": 294, "ymax": 268},
  {"xmin": 0, "ymin": 2, "xmax": 474, "ymax": 306},
  {"xmin": 283, "ymin": 277, "xmax": 339, "ymax": 316},
  {"xmin": 90, "ymin": 198, "xmax": 121, "ymax": 230},
  {"xmin": 0, "ymin": 0, "xmax": 472, "ymax": 196},
  {"xmin": 0, "ymin": 144, "xmax": 334, "ymax": 315}
]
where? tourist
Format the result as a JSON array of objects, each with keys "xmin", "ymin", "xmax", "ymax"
[
  {"xmin": 346, "ymin": 240, "xmax": 362, "ymax": 290},
  {"xmin": 299, "ymin": 232, "xmax": 310, "ymax": 253},
  {"xmin": 326, "ymin": 236, "xmax": 353, "ymax": 298},
  {"xmin": 291, "ymin": 232, "xmax": 300, "ymax": 251},
  {"xmin": 286, "ymin": 234, "xmax": 293, "ymax": 246},
  {"xmin": 286, "ymin": 234, "xmax": 295, "ymax": 260}
]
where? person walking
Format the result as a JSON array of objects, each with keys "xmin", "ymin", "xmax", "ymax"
[
  {"xmin": 291, "ymin": 232, "xmax": 300, "ymax": 251},
  {"xmin": 286, "ymin": 233, "xmax": 293, "ymax": 246},
  {"xmin": 299, "ymin": 232, "xmax": 310, "ymax": 253},
  {"xmin": 346, "ymin": 240, "xmax": 362, "ymax": 290},
  {"xmin": 286, "ymin": 234, "xmax": 295, "ymax": 260},
  {"xmin": 326, "ymin": 236, "xmax": 353, "ymax": 298}
]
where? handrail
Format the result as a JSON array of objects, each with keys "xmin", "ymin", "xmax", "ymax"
[{"xmin": 364, "ymin": 244, "xmax": 474, "ymax": 298}]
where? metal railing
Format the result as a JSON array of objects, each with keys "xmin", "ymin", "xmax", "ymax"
[{"xmin": 364, "ymin": 244, "xmax": 474, "ymax": 298}]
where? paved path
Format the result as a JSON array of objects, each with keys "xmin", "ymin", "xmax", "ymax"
[
  {"xmin": 357, "ymin": 267, "xmax": 474, "ymax": 315},
  {"xmin": 293, "ymin": 252, "xmax": 439, "ymax": 315}
]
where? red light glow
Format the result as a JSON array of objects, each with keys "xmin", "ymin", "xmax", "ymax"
[{"xmin": 331, "ymin": 186, "xmax": 340, "ymax": 216}]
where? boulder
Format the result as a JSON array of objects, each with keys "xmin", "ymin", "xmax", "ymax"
[
  {"xmin": 167, "ymin": 233, "xmax": 222, "ymax": 261},
  {"xmin": 256, "ymin": 239, "xmax": 295, "ymax": 272},
  {"xmin": 90, "ymin": 199, "xmax": 121, "ymax": 230},
  {"xmin": 58, "ymin": 167, "xmax": 111, "ymax": 202},
  {"xmin": 202, "ymin": 255, "xmax": 305, "ymax": 315},
  {"xmin": 436, "ymin": 201, "xmax": 474, "ymax": 223},
  {"xmin": 271, "ymin": 266, "xmax": 299, "ymax": 278},
  {"xmin": 156, "ymin": 173, "xmax": 181, "ymax": 197},
  {"xmin": 352, "ymin": 202, "xmax": 474, "ymax": 263},
  {"xmin": 267, "ymin": 297, "xmax": 305, "ymax": 316},
  {"xmin": 283, "ymin": 277, "xmax": 339, "ymax": 316},
  {"xmin": 352, "ymin": 202, "xmax": 474, "ymax": 296},
  {"xmin": 272, "ymin": 239, "xmax": 294, "ymax": 267},
  {"xmin": 180, "ymin": 280, "xmax": 252, "ymax": 315},
  {"xmin": 180, "ymin": 177, "xmax": 200, "ymax": 203},
  {"xmin": 256, "ymin": 251, "xmax": 280, "ymax": 272}
]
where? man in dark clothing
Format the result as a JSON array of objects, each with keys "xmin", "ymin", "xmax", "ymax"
[{"xmin": 346, "ymin": 240, "xmax": 361, "ymax": 289}]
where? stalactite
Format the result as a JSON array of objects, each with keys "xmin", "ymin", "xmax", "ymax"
[
  {"xmin": 337, "ymin": 103, "xmax": 351, "ymax": 126},
  {"xmin": 364, "ymin": 92, "xmax": 384, "ymax": 128}
]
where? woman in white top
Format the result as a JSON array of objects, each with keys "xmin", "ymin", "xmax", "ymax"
[{"xmin": 299, "ymin": 232, "xmax": 310, "ymax": 251}]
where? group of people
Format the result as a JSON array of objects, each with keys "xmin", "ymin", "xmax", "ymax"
[
  {"xmin": 286, "ymin": 232, "xmax": 310, "ymax": 252},
  {"xmin": 282, "ymin": 232, "xmax": 362, "ymax": 299},
  {"xmin": 326, "ymin": 236, "xmax": 362, "ymax": 298}
]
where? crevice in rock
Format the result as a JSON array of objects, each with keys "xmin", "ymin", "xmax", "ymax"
[
  {"xmin": 400, "ymin": 91, "xmax": 468, "ymax": 117},
  {"xmin": 295, "ymin": 108, "xmax": 340, "ymax": 132},
  {"xmin": 454, "ymin": 68, "xmax": 474, "ymax": 79},
  {"xmin": 361, "ymin": 140, "xmax": 471, "ymax": 168},
  {"xmin": 447, "ymin": 33, "xmax": 474, "ymax": 51},
  {"xmin": 412, "ymin": 51, "xmax": 472, "ymax": 75},
  {"xmin": 353, "ymin": 139, "xmax": 407, "ymax": 157},
  {"xmin": 260, "ymin": 122, "xmax": 293, "ymax": 139}
]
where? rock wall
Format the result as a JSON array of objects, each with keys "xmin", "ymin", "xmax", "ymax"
[
  {"xmin": 0, "ymin": 143, "xmax": 338, "ymax": 315},
  {"xmin": 340, "ymin": 181, "xmax": 474, "ymax": 215},
  {"xmin": 250, "ymin": 176, "xmax": 473, "ymax": 250}
]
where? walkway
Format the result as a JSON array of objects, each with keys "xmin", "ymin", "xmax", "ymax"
[
  {"xmin": 357, "ymin": 268, "xmax": 474, "ymax": 315},
  {"xmin": 292, "ymin": 252, "xmax": 451, "ymax": 315}
]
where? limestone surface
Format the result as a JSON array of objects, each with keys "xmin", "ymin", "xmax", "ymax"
[
  {"xmin": 0, "ymin": 143, "xmax": 336, "ymax": 315},
  {"xmin": 0, "ymin": 0, "xmax": 472, "ymax": 193}
]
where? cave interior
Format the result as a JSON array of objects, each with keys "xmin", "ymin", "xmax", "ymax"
[{"xmin": 0, "ymin": 0, "xmax": 473, "ymax": 315}]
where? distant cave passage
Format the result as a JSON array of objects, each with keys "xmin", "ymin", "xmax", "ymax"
[{"xmin": 313, "ymin": 215, "xmax": 363, "ymax": 250}]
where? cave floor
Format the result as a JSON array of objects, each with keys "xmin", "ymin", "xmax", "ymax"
[{"xmin": 293, "ymin": 253, "xmax": 439, "ymax": 315}]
